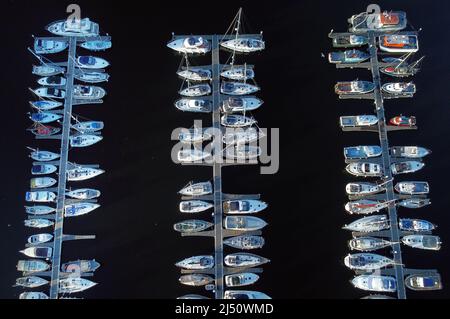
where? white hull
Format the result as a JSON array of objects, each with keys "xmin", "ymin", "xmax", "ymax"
[
  {"xmin": 25, "ymin": 206, "xmax": 55, "ymax": 215},
  {"xmin": 67, "ymin": 168, "xmax": 105, "ymax": 181},
  {"xmin": 77, "ymin": 56, "xmax": 110, "ymax": 69},
  {"xmin": 167, "ymin": 37, "xmax": 211, "ymax": 54},
  {"xmin": 65, "ymin": 203, "xmax": 100, "ymax": 217},
  {"xmin": 47, "ymin": 18, "xmax": 99, "ymax": 37},
  {"xmin": 74, "ymin": 71, "xmax": 109, "ymax": 83},
  {"xmin": 179, "ymin": 84, "xmax": 211, "ymax": 97},
  {"xmin": 70, "ymin": 135, "xmax": 103, "ymax": 147},
  {"xmin": 30, "ymin": 149, "xmax": 60, "ymax": 162}
]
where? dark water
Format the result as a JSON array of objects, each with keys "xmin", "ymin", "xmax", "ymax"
[{"xmin": 1, "ymin": 0, "xmax": 449, "ymax": 299}]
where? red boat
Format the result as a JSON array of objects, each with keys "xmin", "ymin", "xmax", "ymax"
[
  {"xmin": 29, "ymin": 124, "xmax": 61, "ymax": 137},
  {"xmin": 390, "ymin": 115, "xmax": 416, "ymax": 127}
]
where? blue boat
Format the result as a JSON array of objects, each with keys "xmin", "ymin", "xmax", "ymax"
[
  {"xmin": 328, "ymin": 50, "xmax": 370, "ymax": 64},
  {"xmin": 30, "ymin": 112, "xmax": 62, "ymax": 124},
  {"xmin": 344, "ymin": 146, "xmax": 382, "ymax": 159},
  {"xmin": 30, "ymin": 100, "xmax": 62, "ymax": 111}
]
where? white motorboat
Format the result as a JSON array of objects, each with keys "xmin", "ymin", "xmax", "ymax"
[
  {"xmin": 405, "ymin": 274, "xmax": 442, "ymax": 291},
  {"xmin": 346, "ymin": 162, "xmax": 383, "ymax": 177},
  {"xmin": 335, "ymin": 81, "xmax": 374, "ymax": 95},
  {"xmin": 178, "ymin": 181, "xmax": 212, "ymax": 196},
  {"xmin": 25, "ymin": 191, "xmax": 56, "ymax": 203},
  {"xmin": 178, "ymin": 128, "xmax": 212, "ymax": 144},
  {"xmin": 221, "ymin": 114, "xmax": 256, "ymax": 128},
  {"xmin": 24, "ymin": 219, "xmax": 54, "ymax": 228},
  {"xmin": 31, "ymin": 164, "xmax": 57, "ymax": 175},
  {"xmin": 224, "ymin": 290, "xmax": 271, "ymax": 299},
  {"xmin": 32, "ymin": 87, "xmax": 66, "ymax": 99},
  {"xmin": 382, "ymin": 82, "xmax": 416, "ymax": 95},
  {"xmin": 177, "ymin": 149, "xmax": 211, "ymax": 162},
  {"xmin": 167, "ymin": 36, "xmax": 211, "ymax": 54},
  {"xmin": 179, "ymin": 200, "xmax": 213, "ymax": 213},
  {"xmin": 74, "ymin": 70, "xmax": 110, "ymax": 83},
  {"xmin": 349, "ymin": 237, "xmax": 392, "ymax": 251},
  {"xmin": 34, "ymin": 38, "xmax": 68, "ymax": 54},
  {"xmin": 348, "ymin": 11, "xmax": 407, "ymax": 33},
  {"xmin": 175, "ymin": 98, "xmax": 212, "ymax": 113},
  {"xmin": 37, "ymin": 76, "xmax": 67, "ymax": 87},
  {"xmin": 224, "ymin": 216, "xmax": 267, "ymax": 231},
  {"xmin": 15, "ymin": 276, "xmax": 48, "ymax": 288},
  {"xmin": 25, "ymin": 206, "xmax": 55, "ymax": 215},
  {"xmin": 19, "ymin": 292, "xmax": 49, "ymax": 299},
  {"xmin": 223, "ymin": 128, "xmax": 259, "ymax": 145},
  {"xmin": 343, "ymin": 215, "xmax": 389, "ymax": 232},
  {"xmin": 17, "ymin": 260, "xmax": 50, "ymax": 272},
  {"xmin": 345, "ymin": 200, "xmax": 389, "ymax": 215},
  {"xmin": 73, "ymin": 85, "xmax": 106, "ymax": 99},
  {"xmin": 29, "ymin": 149, "xmax": 60, "ymax": 162},
  {"xmin": 179, "ymin": 274, "xmax": 214, "ymax": 287},
  {"xmin": 402, "ymin": 235, "xmax": 441, "ymax": 251},
  {"xmin": 67, "ymin": 167, "xmax": 105, "ymax": 181},
  {"xmin": 76, "ymin": 56, "xmax": 110, "ymax": 69},
  {"xmin": 65, "ymin": 202, "xmax": 100, "ymax": 217},
  {"xmin": 66, "ymin": 188, "xmax": 101, "ymax": 200},
  {"xmin": 46, "ymin": 18, "xmax": 99, "ymax": 37},
  {"xmin": 223, "ymin": 200, "xmax": 267, "ymax": 214},
  {"xmin": 225, "ymin": 145, "xmax": 261, "ymax": 160},
  {"xmin": 179, "ymin": 84, "xmax": 211, "ymax": 97},
  {"xmin": 177, "ymin": 68, "xmax": 211, "ymax": 81},
  {"xmin": 344, "ymin": 146, "xmax": 382, "ymax": 159},
  {"xmin": 20, "ymin": 247, "xmax": 53, "ymax": 259},
  {"xmin": 221, "ymin": 82, "xmax": 259, "ymax": 95},
  {"xmin": 27, "ymin": 233, "xmax": 53, "ymax": 245},
  {"xmin": 345, "ymin": 182, "xmax": 384, "ymax": 196},
  {"xmin": 221, "ymin": 66, "xmax": 255, "ymax": 81},
  {"xmin": 395, "ymin": 182, "xmax": 429, "ymax": 195},
  {"xmin": 340, "ymin": 115, "xmax": 378, "ymax": 128},
  {"xmin": 225, "ymin": 273, "xmax": 259, "ymax": 287},
  {"xmin": 351, "ymin": 275, "xmax": 397, "ymax": 292},
  {"xmin": 70, "ymin": 134, "xmax": 103, "ymax": 147},
  {"xmin": 399, "ymin": 219, "xmax": 436, "ymax": 232},
  {"xmin": 398, "ymin": 198, "xmax": 431, "ymax": 209},
  {"xmin": 59, "ymin": 277, "xmax": 97, "ymax": 293},
  {"xmin": 221, "ymin": 97, "xmax": 262, "ymax": 113},
  {"xmin": 391, "ymin": 161, "xmax": 424, "ymax": 175},
  {"xmin": 30, "ymin": 177, "xmax": 57, "ymax": 189},
  {"xmin": 390, "ymin": 146, "xmax": 431, "ymax": 158},
  {"xmin": 225, "ymin": 253, "xmax": 269, "ymax": 268},
  {"xmin": 221, "ymin": 38, "xmax": 265, "ymax": 53},
  {"xmin": 175, "ymin": 255, "xmax": 214, "ymax": 270}
]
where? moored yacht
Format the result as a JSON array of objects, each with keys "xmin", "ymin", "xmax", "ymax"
[
  {"xmin": 15, "ymin": 276, "xmax": 48, "ymax": 288},
  {"xmin": 402, "ymin": 235, "xmax": 441, "ymax": 251},
  {"xmin": 32, "ymin": 164, "xmax": 57, "ymax": 175},
  {"xmin": 80, "ymin": 40, "xmax": 112, "ymax": 51},
  {"xmin": 70, "ymin": 134, "xmax": 103, "ymax": 147},
  {"xmin": 345, "ymin": 200, "xmax": 389, "ymax": 215},
  {"xmin": 328, "ymin": 50, "xmax": 370, "ymax": 64},
  {"xmin": 74, "ymin": 70, "xmax": 110, "ymax": 83},
  {"xmin": 225, "ymin": 273, "xmax": 259, "ymax": 287},
  {"xmin": 340, "ymin": 115, "xmax": 378, "ymax": 128},
  {"xmin": 178, "ymin": 181, "xmax": 212, "ymax": 196},
  {"xmin": 61, "ymin": 260, "xmax": 101, "ymax": 273},
  {"xmin": 346, "ymin": 182, "xmax": 384, "ymax": 196},
  {"xmin": 391, "ymin": 146, "xmax": 430, "ymax": 158},
  {"xmin": 73, "ymin": 85, "xmax": 106, "ymax": 99},
  {"xmin": 17, "ymin": 260, "xmax": 50, "ymax": 272},
  {"xmin": 405, "ymin": 274, "xmax": 442, "ymax": 291},
  {"xmin": 221, "ymin": 66, "xmax": 255, "ymax": 81},
  {"xmin": 177, "ymin": 68, "xmax": 211, "ymax": 81},
  {"xmin": 37, "ymin": 76, "xmax": 66, "ymax": 87},
  {"xmin": 343, "ymin": 215, "xmax": 389, "ymax": 232},
  {"xmin": 379, "ymin": 35, "xmax": 419, "ymax": 53},
  {"xmin": 221, "ymin": 82, "xmax": 259, "ymax": 95},
  {"xmin": 34, "ymin": 38, "xmax": 68, "ymax": 54},
  {"xmin": 24, "ymin": 219, "xmax": 54, "ymax": 228},
  {"xmin": 179, "ymin": 200, "xmax": 213, "ymax": 213},
  {"xmin": 391, "ymin": 161, "xmax": 424, "ymax": 175},
  {"xmin": 29, "ymin": 112, "xmax": 62, "ymax": 124},
  {"xmin": 178, "ymin": 128, "xmax": 212, "ymax": 144},
  {"xmin": 221, "ymin": 38, "xmax": 265, "ymax": 53},
  {"xmin": 335, "ymin": 81, "xmax": 374, "ymax": 95},
  {"xmin": 349, "ymin": 237, "xmax": 392, "ymax": 251},
  {"xmin": 351, "ymin": 275, "xmax": 397, "ymax": 292},
  {"xmin": 177, "ymin": 149, "xmax": 211, "ymax": 163},
  {"xmin": 30, "ymin": 177, "xmax": 57, "ymax": 189},
  {"xmin": 344, "ymin": 146, "xmax": 382, "ymax": 159},
  {"xmin": 19, "ymin": 292, "xmax": 49, "ymax": 299},
  {"xmin": 224, "ymin": 235, "xmax": 265, "ymax": 250},
  {"xmin": 390, "ymin": 115, "xmax": 416, "ymax": 127},
  {"xmin": 173, "ymin": 220, "xmax": 213, "ymax": 233},
  {"xmin": 332, "ymin": 34, "xmax": 368, "ymax": 47},
  {"xmin": 177, "ymin": 294, "xmax": 210, "ymax": 300},
  {"xmin": 225, "ymin": 145, "xmax": 261, "ymax": 160},
  {"xmin": 224, "ymin": 290, "xmax": 271, "ymax": 299},
  {"xmin": 29, "ymin": 149, "xmax": 59, "ymax": 162},
  {"xmin": 59, "ymin": 277, "xmax": 97, "ymax": 293},
  {"xmin": 29, "ymin": 124, "xmax": 61, "ymax": 137},
  {"xmin": 382, "ymin": 82, "xmax": 416, "ymax": 95},
  {"xmin": 76, "ymin": 56, "xmax": 110, "ymax": 69},
  {"xmin": 223, "ymin": 128, "xmax": 259, "ymax": 145},
  {"xmin": 25, "ymin": 206, "xmax": 55, "ymax": 215},
  {"xmin": 222, "ymin": 97, "xmax": 262, "ymax": 113},
  {"xmin": 395, "ymin": 181, "xmax": 429, "ymax": 195},
  {"xmin": 398, "ymin": 198, "xmax": 431, "ymax": 209},
  {"xmin": 67, "ymin": 167, "xmax": 105, "ymax": 181},
  {"xmin": 348, "ymin": 11, "xmax": 407, "ymax": 33},
  {"xmin": 46, "ymin": 18, "xmax": 99, "ymax": 37},
  {"xmin": 30, "ymin": 100, "xmax": 62, "ymax": 111},
  {"xmin": 223, "ymin": 200, "xmax": 267, "ymax": 214},
  {"xmin": 66, "ymin": 188, "xmax": 101, "ymax": 200},
  {"xmin": 344, "ymin": 253, "xmax": 394, "ymax": 270},
  {"xmin": 167, "ymin": 36, "xmax": 211, "ymax": 54},
  {"xmin": 26, "ymin": 191, "xmax": 56, "ymax": 203},
  {"xmin": 32, "ymin": 64, "xmax": 64, "ymax": 77},
  {"xmin": 64, "ymin": 202, "xmax": 100, "ymax": 217},
  {"xmin": 32, "ymin": 87, "xmax": 66, "ymax": 99},
  {"xmin": 221, "ymin": 114, "xmax": 256, "ymax": 128},
  {"xmin": 224, "ymin": 253, "xmax": 269, "ymax": 268},
  {"xmin": 175, "ymin": 98, "xmax": 212, "ymax": 113},
  {"xmin": 224, "ymin": 216, "xmax": 267, "ymax": 231},
  {"xmin": 72, "ymin": 121, "xmax": 104, "ymax": 133},
  {"xmin": 179, "ymin": 84, "xmax": 211, "ymax": 97},
  {"xmin": 175, "ymin": 255, "xmax": 214, "ymax": 270},
  {"xmin": 27, "ymin": 233, "xmax": 53, "ymax": 245},
  {"xmin": 179, "ymin": 274, "xmax": 214, "ymax": 286},
  {"xmin": 20, "ymin": 247, "xmax": 53, "ymax": 259},
  {"xmin": 399, "ymin": 218, "xmax": 436, "ymax": 232},
  {"xmin": 346, "ymin": 162, "xmax": 382, "ymax": 177}
]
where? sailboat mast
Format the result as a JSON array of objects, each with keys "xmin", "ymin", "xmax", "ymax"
[{"xmin": 231, "ymin": 8, "xmax": 242, "ymax": 67}]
